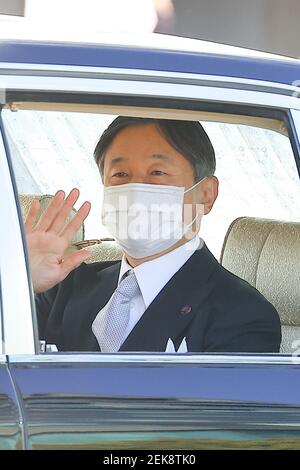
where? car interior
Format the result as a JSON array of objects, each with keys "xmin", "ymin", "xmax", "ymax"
[
  {"xmin": 18, "ymin": 194, "xmax": 300, "ymax": 353},
  {"xmin": 2, "ymin": 104, "xmax": 300, "ymax": 356},
  {"xmin": 221, "ymin": 216, "xmax": 300, "ymax": 353}
]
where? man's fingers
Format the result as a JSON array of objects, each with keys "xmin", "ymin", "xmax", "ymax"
[
  {"xmin": 36, "ymin": 190, "xmax": 67, "ymax": 231},
  {"xmin": 47, "ymin": 189, "xmax": 85, "ymax": 234},
  {"xmin": 24, "ymin": 199, "xmax": 40, "ymax": 230},
  {"xmin": 59, "ymin": 249, "xmax": 91, "ymax": 277},
  {"xmin": 60, "ymin": 201, "xmax": 91, "ymax": 244}
]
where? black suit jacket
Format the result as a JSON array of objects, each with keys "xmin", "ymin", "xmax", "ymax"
[{"xmin": 36, "ymin": 244, "xmax": 281, "ymax": 353}]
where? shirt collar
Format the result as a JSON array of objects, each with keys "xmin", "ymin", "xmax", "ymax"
[{"xmin": 118, "ymin": 235, "xmax": 203, "ymax": 309}]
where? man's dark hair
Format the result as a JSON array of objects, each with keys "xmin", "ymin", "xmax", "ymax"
[{"xmin": 94, "ymin": 116, "xmax": 216, "ymax": 181}]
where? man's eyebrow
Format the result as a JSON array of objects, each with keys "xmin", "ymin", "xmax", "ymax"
[
  {"xmin": 151, "ymin": 154, "xmax": 171, "ymax": 161},
  {"xmin": 109, "ymin": 156, "xmax": 126, "ymax": 166},
  {"xmin": 109, "ymin": 154, "xmax": 171, "ymax": 165}
]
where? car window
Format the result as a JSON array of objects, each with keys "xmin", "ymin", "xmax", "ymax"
[
  {"xmin": 2, "ymin": 109, "xmax": 300, "ymax": 257},
  {"xmin": 200, "ymin": 121, "xmax": 300, "ymax": 256},
  {"xmin": 2, "ymin": 110, "xmax": 113, "ymax": 240},
  {"xmin": 1, "ymin": 106, "xmax": 300, "ymax": 356}
]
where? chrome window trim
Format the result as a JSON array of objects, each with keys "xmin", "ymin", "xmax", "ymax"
[
  {"xmin": 290, "ymin": 109, "xmax": 300, "ymax": 174},
  {"xmin": 0, "ymin": 354, "xmax": 6, "ymax": 364},
  {"xmin": 1, "ymin": 74, "xmax": 300, "ymax": 111},
  {"xmin": 9, "ymin": 353, "xmax": 300, "ymax": 366},
  {"xmin": 0, "ymin": 132, "xmax": 35, "ymax": 354},
  {"xmin": 291, "ymin": 109, "xmax": 300, "ymax": 136},
  {"xmin": 1, "ymin": 75, "xmax": 299, "ymax": 356},
  {"xmin": 0, "ymin": 63, "xmax": 299, "ymax": 97}
]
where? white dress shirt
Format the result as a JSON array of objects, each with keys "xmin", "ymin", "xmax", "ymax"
[{"xmin": 93, "ymin": 235, "xmax": 203, "ymax": 345}]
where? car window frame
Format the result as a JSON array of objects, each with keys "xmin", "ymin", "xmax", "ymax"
[
  {"xmin": 0, "ymin": 112, "xmax": 37, "ymax": 355},
  {"xmin": 0, "ymin": 273, "xmax": 3, "ymax": 354},
  {"xmin": 290, "ymin": 109, "xmax": 300, "ymax": 157},
  {"xmin": 1, "ymin": 71, "xmax": 300, "ymax": 359}
]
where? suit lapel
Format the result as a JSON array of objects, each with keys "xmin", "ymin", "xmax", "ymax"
[
  {"xmin": 119, "ymin": 245, "xmax": 218, "ymax": 352},
  {"xmin": 63, "ymin": 244, "xmax": 219, "ymax": 352}
]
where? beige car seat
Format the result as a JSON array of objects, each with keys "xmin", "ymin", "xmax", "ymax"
[{"xmin": 220, "ymin": 217, "xmax": 300, "ymax": 353}]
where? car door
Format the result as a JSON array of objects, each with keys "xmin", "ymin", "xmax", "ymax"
[
  {"xmin": 1, "ymin": 50, "xmax": 300, "ymax": 450},
  {"xmin": 0, "ymin": 137, "xmax": 26, "ymax": 451},
  {"xmin": 0, "ymin": 354, "xmax": 23, "ymax": 450},
  {"xmin": 5, "ymin": 353, "xmax": 300, "ymax": 450}
]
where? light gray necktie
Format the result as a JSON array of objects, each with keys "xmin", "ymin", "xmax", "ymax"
[{"xmin": 92, "ymin": 270, "xmax": 140, "ymax": 352}]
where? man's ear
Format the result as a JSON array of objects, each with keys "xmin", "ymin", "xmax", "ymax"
[{"xmin": 201, "ymin": 176, "xmax": 219, "ymax": 215}]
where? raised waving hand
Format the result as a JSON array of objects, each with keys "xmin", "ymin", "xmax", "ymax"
[{"xmin": 25, "ymin": 189, "xmax": 91, "ymax": 293}]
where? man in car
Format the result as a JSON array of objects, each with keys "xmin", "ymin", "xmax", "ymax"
[{"xmin": 27, "ymin": 117, "xmax": 281, "ymax": 352}]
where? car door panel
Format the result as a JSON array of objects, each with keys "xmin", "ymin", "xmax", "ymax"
[
  {"xmin": 0, "ymin": 358, "xmax": 23, "ymax": 450},
  {"xmin": 8, "ymin": 355, "xmax": 300, "ymax": 450},
  {"xmin": 1, "ymin": 39, "xmax": 300, "ymax": 451}
]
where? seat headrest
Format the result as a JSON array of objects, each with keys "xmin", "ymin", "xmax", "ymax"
[
  {"xmin": 19, "ymin": 194, "xmax": 84, "ymax": 248},
  {"xmin": 85, "ymin": 240, "xmax": 123, "ymax": 263},
  {"xmin": 221, "ymin": 217, "xmax": 300, "ymax": 328}
]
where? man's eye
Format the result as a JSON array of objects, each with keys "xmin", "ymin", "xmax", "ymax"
[
  {"xmin": 151, "ymin": 170, "xmax": 167, "ymax": 176},
  {"xmin": 112, "ymin": 172, "xmax": 128, "ymax": 177}
]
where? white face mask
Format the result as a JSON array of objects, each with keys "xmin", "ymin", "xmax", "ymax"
[{"xmin": 101, "ymin": 179, "xmax": 205, "ymax": 259}]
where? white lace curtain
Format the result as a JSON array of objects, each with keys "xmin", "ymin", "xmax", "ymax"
[{"xmin": 3, "ymin": 110, "xmax": 300, "ymax": 257}]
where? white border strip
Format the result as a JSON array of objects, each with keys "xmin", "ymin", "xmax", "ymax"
[
  {"xmin": 0, "ymin": 354, "xmax": 6, "ymax": 364},
  {"xmin": 0, "ymin": 63, "xmax": 299, "ymax": 96},
  {"xmin": 9, "ymin": 353, "xmax": 299, "ymax": 365},
  {"xmin": 1, "ymin": 74, "xmax": 300, "ymax": 110},
  {"xmin": 291, "ymin": 109, "xmax": 300, "ymax": 138},
  {"xmin": 0, "ymin": 135, "xmax": 35, "ymax": 354}
]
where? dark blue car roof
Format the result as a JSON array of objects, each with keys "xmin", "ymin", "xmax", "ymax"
[{"xmin": 0, "ymin": 40, "xmax": 300, "ymax": 86}]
